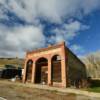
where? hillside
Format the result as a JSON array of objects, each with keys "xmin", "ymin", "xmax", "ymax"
[
  {"xmin": 82, "ymin": 51, "xmax": 100, "ymax": 79},
  {"xmin": 0, "ymin": 58, "xmax": 24, "ymax": 68}
]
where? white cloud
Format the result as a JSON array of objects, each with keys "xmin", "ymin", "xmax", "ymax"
[
  {"xmin": 0, "ymin": 25, "xmax": 45, "ymax": 57},
  {"xmin": 50, "ymin": 21, "xmax": 89, "ymax": 44},
  {"xmin": 64, "ymin": 21, "xmax": 89, "ymax": 32},
  {"xmin": 81, "ymin": 0, "xmax": 100, "ymax": 14},
  {"xmin": 0, "ymin": 0, "xmax": 100, "ymax": 57},
  {"xmin": 0, "ymin": 20, "xmax": 88, "ymax": 57},
  {"xmin": 0, "ymin": 0, "xmax": 100, "ymax": 23}
]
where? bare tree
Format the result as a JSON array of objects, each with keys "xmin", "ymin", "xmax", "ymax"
[{"xmin": 82, "ymin": 53, "xmax": 100, "ymax": 79}]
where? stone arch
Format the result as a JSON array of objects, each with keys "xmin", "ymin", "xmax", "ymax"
[
  {"xmin": 35, "ymin": 57, "xmax": 48, "ymax": 84},
  {"xmin": 26, "ymin": 59, "xmax": 33, "ymax": 82},
  {"xmin": 51, "ymin": 54, "xmax": 62, "ymax": 83}
]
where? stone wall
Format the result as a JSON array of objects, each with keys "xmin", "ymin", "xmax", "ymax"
[{"xmin": 66, "ymin": 48, "xmax": 87, "ymax": 86}]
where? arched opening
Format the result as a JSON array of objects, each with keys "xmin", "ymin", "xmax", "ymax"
[
  {"xmin": 51, "ymin": 55, "xmax": 62, "ymax": 83},
  {"xmin": 26, "ymin": 59, "xmax": 33, "ymax": 82},
  {"xmin": 35, "ymin": 57, "xmax": 48, "ymax": 84}
]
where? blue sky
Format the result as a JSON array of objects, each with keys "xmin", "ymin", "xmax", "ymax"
[
  {"xmin": 69, "ymin": 11, "xmax": 100, "ymax": 56},
  {"xmin": 0, "ymin": 0, "xmax": 100, "ymax": 58}
]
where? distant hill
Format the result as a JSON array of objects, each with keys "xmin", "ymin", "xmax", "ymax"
[
  {"xmin": 0, "ymin": 58, "xmax": 24, "ymax": 68},
  {"xmin": 82, "ymin": 51, "xmax": 100, "ymax": 79}
]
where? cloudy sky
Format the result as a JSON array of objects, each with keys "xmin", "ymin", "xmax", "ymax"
[{"xmin": 0, "ymin": 0, "xmax": 100, "ymax": 58}]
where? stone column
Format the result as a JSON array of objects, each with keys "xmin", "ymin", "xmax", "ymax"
[
  {"xmin": 61, "ymin": 44, "xmax": 67, "ymax": 87},
  {"xmin": 22, "ymin": 59, "xmax": 27, "ymax": 83},
  {"xmin": 31, "ymin": 61, "xmax": 36, "ymax": 83},
  {"xmin": 48, "ymin": 58, "xmax": 52, "ymax": 85}
]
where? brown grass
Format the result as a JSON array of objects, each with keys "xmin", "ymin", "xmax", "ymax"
[{"xmin": 0, "ymin": 80, "xmax": 76, "ymax": 100}]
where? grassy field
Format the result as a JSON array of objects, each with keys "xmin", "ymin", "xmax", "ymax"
[{"xmin": 0, "ymin": 80, "xmax": 76, "ymax": 100}]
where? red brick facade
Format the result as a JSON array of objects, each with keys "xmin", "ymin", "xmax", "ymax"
[{"xmin": 23, "ymin": 42, "xmax": 87, "ymax": 88}]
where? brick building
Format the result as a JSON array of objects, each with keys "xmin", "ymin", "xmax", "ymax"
[{"xmin": 23, "ymin": 42, "xmax": 87, "ymax": 88}]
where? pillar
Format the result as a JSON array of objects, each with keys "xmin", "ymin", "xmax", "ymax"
[
  {"xmin": 61, "ymin": 44, "xmax": 67, "ymax": 87},
  {"xmin": 31, "ymin": 61, "xmax": 36, "ymax": 83},
  {"xmin": 22, "ymin": 59, "xmax": 27, "ymax": 83},
  {"xmin": 48, "ymin": 58, "xmax": 52, "ymax": 85}
]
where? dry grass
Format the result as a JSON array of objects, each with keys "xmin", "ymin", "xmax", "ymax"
[{"xmin": 0, "ymin": 80, "xmax": 76, "ymax": 100}]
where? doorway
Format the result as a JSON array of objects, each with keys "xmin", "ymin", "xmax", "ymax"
[{"xmin": 35, "ymin": 57, "xmax": 48, "ymax": 84}]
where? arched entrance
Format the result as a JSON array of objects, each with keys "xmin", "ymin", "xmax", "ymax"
[
  {"xmin": 26, "ymin": 59, "xmax": 33, "ymax": 82},
  {"xmin": 51, "ymin": 55, "xmax": 62, "ymax": 83},
  {"xmin": 35, "ymin": 57, "xmax": 48, "ymax": 84}
]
